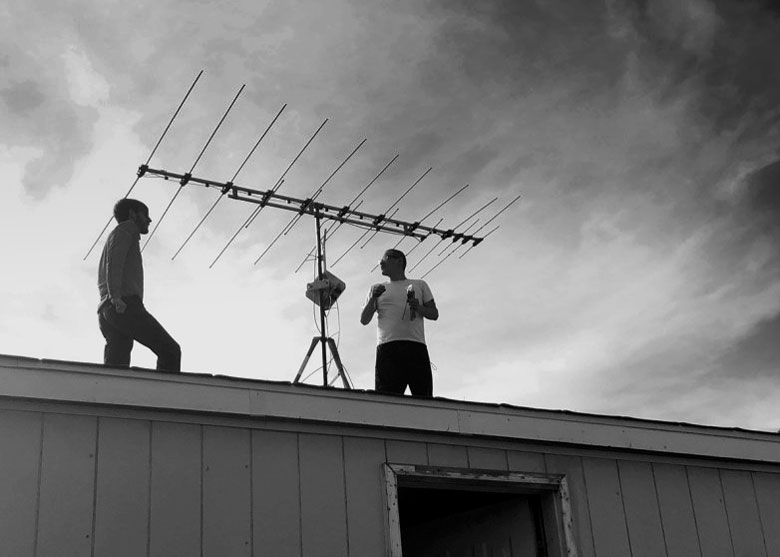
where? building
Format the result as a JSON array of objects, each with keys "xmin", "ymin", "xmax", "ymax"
[{"xmin": 1, "ymin": 354, "xmax": 779, "ymax": 556}]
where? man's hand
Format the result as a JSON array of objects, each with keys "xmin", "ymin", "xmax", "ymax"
[
  {"xmin": 361, "ymin": 284, "xmax": 385, "ymax": 325},
  {"xmin": 111, "ymin": 298, "xmax": 127, "ymax": 314},
  {"xmin": 371, "ymin": 284, "xmax": 386, "ymax": 298}
]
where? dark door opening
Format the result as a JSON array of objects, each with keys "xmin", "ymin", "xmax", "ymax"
[{"xmin": 399, "ymin": 486, "xmax": 547, "ymax": 557}]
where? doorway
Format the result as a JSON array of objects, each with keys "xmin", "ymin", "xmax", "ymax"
[{"xmin": 383, "ymin": 464, "xmax": 576, "ymax": 557}]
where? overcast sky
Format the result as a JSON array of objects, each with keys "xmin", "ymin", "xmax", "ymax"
[{"xmin": 2, "ymin": 0, "xmax": 779, "ymax": 430}]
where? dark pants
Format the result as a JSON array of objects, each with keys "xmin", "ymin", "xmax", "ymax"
[
  {"xmin": 98, "ymin": 296, "xmax": 181, "ymax": 372},
  {"xmin": 375, "ymin": 340, "xmax": 433, "ymax": 397}
]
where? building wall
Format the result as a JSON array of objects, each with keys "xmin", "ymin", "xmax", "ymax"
[{"xmin": 2, "ymin": 405, "xmax": 780, "ymax": 557}]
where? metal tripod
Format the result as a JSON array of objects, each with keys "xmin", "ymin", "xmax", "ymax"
[{"xmin": 293, "ymin": 209, "xmax": 351, "ymax": 388}]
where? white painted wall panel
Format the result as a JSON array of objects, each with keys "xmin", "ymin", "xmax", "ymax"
[
  {"xmin": 0, "ymin": 410, "xmax": 41, "ymax": 557},
  {"xmin": 427, "ymin": 442, "xmax": 468, "ymax": 467},
  {"xmin": 687, "ymin": 466, "xmax": 733, "ymax": 557},
  {"xmin": 466, "ymin": 446, "xmax": 508, "ymax": 470},
  {"xmin": 36, "ymin": 413, "xmax": 97, "ymax": 557},
  {"xmin": 754, "ymin": 472, "xmax": 780, "ymax": 555},
  {"xmin": 149, "ymin": 421, "xmax": 202, "ymax": 557},
  {"xmin": 653, "ymin": 463, "xmax": 701, "ymax": 557},
  {"xmin": 299, "ymin": 433, "xmax": 348, "ymax": 557},
  {"xmin": 720, "ymin": 469, "xmax": 767, "ymax": 556},
  {"xmin": 618, "ymin": 461, "xmax": 666, "ymax": 557},
  {"xmin": 385, "ymin": 440, "xmax": 428, "ymax": 465},
  {"xmin": 343, "ymin": 437, "xmax": 387, "ymax": 557},
  {"xmin": 202, "ymin": 426, "xmax": 251, "ymax": 557},
  {"xmin": 93, "ymin": 417, "xmax": 151, "ymax": 557},
  {"xmin": 582, "ymin": 457, "xmax": 632, "ymax": 557},
  {"xmin": 252, "ymin": 429, "xmax": 301, "ymax": 557}
]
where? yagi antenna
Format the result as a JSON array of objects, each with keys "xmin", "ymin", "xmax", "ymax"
[
  {"xmin": 131, "ymin": 80, "xmax": 520, "ymax": 389},
  {"xmin": 83, "ymin": 70, "xmax": 203, "ymax": 260},
  {"xmin": 208, "ymin": 118, "xmax": 328, "ymax": 267},
  {"xmin": 253, "ymin": 138, "xmax": 367, "ymax": 265},
  {"xmin": 142, "ymin": 83, "xmax": 246, "ymax": 252},
  {"xmin": 280, "ymin": 138, "xmax": 367, "ymax": 239},
  {"xmin": 244, "ymin": 118, "xmax": 329, "ymax": 228},
  {"xmin": 331, "ymin": 166, "xmax": 432, "ymax": 266},
  {"xmin": 408, "ymin": 196, "xmax": 498, "ymax": 273},
  {"xmin": 294, "ymin": 153, "xmax": 399, "ymax": 273},
  {"xmin": 370, "ymin": 184, "xmax": 469, "ymax": 272},
  {"xmin": 416, "ymin": 194, "xmax": 521, "ymax": 277},
  {"xmin": 409, "ymin": 217, "xmax": 481, "ymax": 273},
  {"xmin": 172, "ymin": 103, "xmax": 287, "ymax": 260},
  {"xmin": 422, "ymin": 225, "xmax": 500, "ymax": 279}
]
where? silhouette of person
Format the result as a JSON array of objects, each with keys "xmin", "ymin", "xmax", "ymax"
[
  {"xmin": 97, "ymin": 198, "xmax": 181, "ymax": 372},
  {"xmin": 360, "ymin": 249, "xmax": 438, "ymax": 396}
]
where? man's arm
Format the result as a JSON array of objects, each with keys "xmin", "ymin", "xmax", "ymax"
[
  {"xmin": 104, "ymin": 229, "xmax": 132, "ymax": 313},
  {"xmin": 360, "ymin": 284, "xmax": 386, "ymax": 325},
  {"xmin": 409, "ymin": 297, "xmax": 438, "ymax": 320}
]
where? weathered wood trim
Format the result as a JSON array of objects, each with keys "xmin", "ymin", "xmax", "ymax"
[
  {"xmin": 383, "ymin": 463, "xmax": 579, "ymax": 557},
  {"xmin": 382, "ymin": 464, "xmax": 402, "ymax": 557}
]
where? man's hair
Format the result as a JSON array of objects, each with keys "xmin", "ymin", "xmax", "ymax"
[
  {"xmin": 385, "ymin": 249, "xmax": 407, "ymax": 270},
  {"xmin": 113, "ymin": 198, "xmax": 149, "ymax": 223}
]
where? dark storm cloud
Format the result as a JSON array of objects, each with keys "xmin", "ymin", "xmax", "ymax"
[
  {"xmin": 0, "ymin": 73, "xmax": 98, "ymax": 198},
  {"xmin": 741, "ymin": 158, "xmax": 780, "ymax": 224},
  {"xmin": 717, "ymin": 311, "xmax": 780, "ymax": 379},
  {"xmin": 0, "ymin": 81, "xmax": 46, "ymax": 114}
]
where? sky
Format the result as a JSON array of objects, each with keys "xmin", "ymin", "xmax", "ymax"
[{"xmin": 1, "ymin": 0, "xmax": 779, "ymax": 430}]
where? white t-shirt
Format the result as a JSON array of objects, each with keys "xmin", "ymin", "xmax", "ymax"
[{"xmin": 367, "ymin": 278, "xmax": 434, "ymax": 346}]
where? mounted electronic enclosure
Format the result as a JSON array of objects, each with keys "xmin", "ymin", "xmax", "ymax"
[{"xmin": 306, "ymin": 270, "xmax": 346, "ymax": 310}]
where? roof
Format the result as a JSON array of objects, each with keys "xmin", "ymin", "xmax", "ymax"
[{"xmin": 1, "ymin": 353, "xmax": 778, "ymax": 464}]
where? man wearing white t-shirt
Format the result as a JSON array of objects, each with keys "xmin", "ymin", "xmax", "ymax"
[{"xmin": 360, "ymin": 249, "xmax": 439, "ymax": 396}]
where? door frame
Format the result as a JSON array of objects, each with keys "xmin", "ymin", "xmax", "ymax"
[{"xmin": 382, "ymin": 463, "xmax": 579, "ymax": 557}]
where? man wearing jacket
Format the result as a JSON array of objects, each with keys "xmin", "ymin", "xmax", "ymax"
[{"xmin": 97, "ymin": 198, "xmax": 181, "ymax": 372}]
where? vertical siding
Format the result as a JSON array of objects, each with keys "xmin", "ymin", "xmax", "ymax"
[
  {"xmin": 467, "ymin": 447, "xmax": 508, "ymax": 470},
  {"xmin": 202, "ymin": 425, "xmax": 252, "ymax": 557},
  {"xmin": 687, "ymin": 466, "xmax": 734, "ymax": 557},
  {"xmin": 93, "ymin": 417, "xmax": 151, "ymax": 557},
  {"xmin": 343, "ymin": 437, "xmax": 387, "ymax": 556},
  {"xmin": 618, "ymin": 460, "xmax": 666, "ymax": 557},
  {"xmin": 582, "ymin": 457, "xmax": 632, "ymax": 557},
  {"xmin": 427, "ymin": 443, "xmax": 468, "ymax": 467},
  {"xmin": 385, "ymin": 439, "xmax": 428, "ymax": 465},
  {"xmin": 720, "ymin": 469, "xmax": 767, "ymax": 556},
  {"xmin": 653, "ymin": 463, "xmax": 701, "ymax": 557},
  {"xmin": 0, "ymin": 410, "xmax": 41, "ymax": 557},
  {"xmin": 5, "ymin": 406, "xmax": 780, "ymax": 557},
  {"xmin": 149, "ymin": 421, "xmax": 202, "ymax": 557},
  {"xmin": 508, "ymin": 450, "xmax": 546, "ymax": 473},
  {"xmin": 299, "ymin": 433, "xmax": 348, "ymax": 557},
  {"xmin": 252, "ymin": 429, "xmax": 301, "ymax": 557},
  {"xmin": 36, "ymin": 413, "xmax": 97, "ymax": 557},
  {"xmin": 753, "ymin": 472, "xmax": 780, "ymax": 555},
  {"xmin": 545, "ymin": 454, "xmax": 595, "ymax": 557}
]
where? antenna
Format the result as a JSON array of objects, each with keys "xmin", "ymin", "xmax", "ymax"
[
  {"xmin": 253, "ymin": 139, "xmax": 367, "ymax": 265},
  {"xmin": 209, "ymin": 118, "xmax": 328, "ymax": 267},
  {"xmin": 171, "ymin": 103, "xmax": 287, "ymax": 260},
  {"xmin": 83, "ymin": 70, "xmax": 203, "ymax": 260},
  {"xmin": 142, "ymin": 84, "xmax": 246, "ymax": 251},
  {"xmin": 127, "ymin": 78, "xmax": 520, "ymax": 388},
  {"xmin": 369, "ymin": 184, "xmax": 469, "ymax": 272},
  {"xmin": 293, "ymin": 154, "xmax": 399, "ymax": 273},
  {"xmin": 407, "ymin": 196, "xmax": 498, "ymax": 273}
]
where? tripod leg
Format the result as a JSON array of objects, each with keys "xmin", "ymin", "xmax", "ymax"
[
  {"xmin": 294, "ymin": 337, "xmax": 321, "ymax": 383},
  {"xmin": 326, "ymin": 338, "xmax": 351, "ymax": 389}
]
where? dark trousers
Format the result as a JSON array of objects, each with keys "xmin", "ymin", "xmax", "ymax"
[
  {"xmin": 98, "ymin": 296, "xmax": 181, "ymax": 372},
  {"xmin": 375, "ymin": 340, "xmax": 433, "ymax": 397}
]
